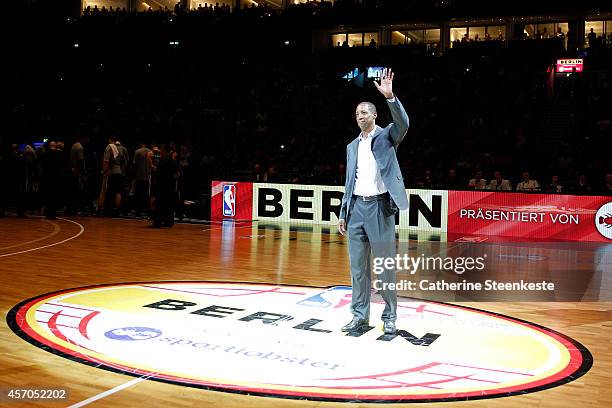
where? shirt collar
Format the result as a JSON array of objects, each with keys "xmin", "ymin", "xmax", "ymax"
[{"xmin": 359, "ymin": 126, "xmax": 376, "ymax": 141}]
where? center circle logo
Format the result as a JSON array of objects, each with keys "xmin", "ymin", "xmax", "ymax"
[
  {"xmin": 595, "ymin": 202, "xmax": 612, "ymax": 240},
  {"xmin": 8, "ymin": 282, "xmax": 592, "ymax": 402}
]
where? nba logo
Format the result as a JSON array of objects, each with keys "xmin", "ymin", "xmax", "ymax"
[{"xmin": 223, "ymin": 184, "xmax": 236, "ymax": 217}]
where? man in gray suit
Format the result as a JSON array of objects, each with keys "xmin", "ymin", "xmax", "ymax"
[{"xmin": 338, "ymin": 68, "xmax": 409, "ymax": 335}]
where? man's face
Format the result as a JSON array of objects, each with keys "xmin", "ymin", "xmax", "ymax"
[
  {"xmin": 552, "ymin": 175, "xmax": 559, "ymax": 184},
  {"xmin": 522, "ymin": 172, "xmax": 530, "ymax": 181},
  {"xmin": 494, "ymin": 171, "xmax": 502, "ymax": 181},
  {"xmin": 355, "ymin": 104, "xmax": 376, "ymax": 132}
]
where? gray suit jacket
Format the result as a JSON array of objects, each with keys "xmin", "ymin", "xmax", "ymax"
[{"xmin": 339, "ymin": 97, "xmax": 410, "ymax": 222}]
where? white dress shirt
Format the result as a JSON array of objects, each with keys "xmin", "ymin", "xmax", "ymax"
[
  {"xmin": 487, "ymin": 179, "xmax": 512, "ymax": 191},
  {"xmin": 468, "ymin": 178, "xmax": 487, "ymax": 190},
  {"xmin": 353, "ymin": 127, "xmax": 387, "ymax": 196},
  {"xmin": 516, "ymin": 179, "xmax": 541, "ymax": 191}
]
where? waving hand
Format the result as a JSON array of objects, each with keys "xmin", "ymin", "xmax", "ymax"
[{"xmin": 373, "ymin": 68, "xmax": 394, "ymax": 99}]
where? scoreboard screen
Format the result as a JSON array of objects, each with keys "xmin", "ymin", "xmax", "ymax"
[{"xmin": 556, "ymin": 59, "xmax": 584, "ymax": 73}]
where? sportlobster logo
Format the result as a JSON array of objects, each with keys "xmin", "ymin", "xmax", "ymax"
[{"xmin": 595, "ymin": 202, "xmax": 612, "ymax": 240}]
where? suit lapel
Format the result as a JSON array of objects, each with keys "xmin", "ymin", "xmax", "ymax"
[
  {"xmin": 347, "ymin": 138, "xmax": 359, "ymax": 192},
  {"xmin": 349, "ymin": 137, "xmax": 358, "ymax": 163},
  {"xmin": 371, "ymin": 125, "xmax": 384, "ymax": 142}
]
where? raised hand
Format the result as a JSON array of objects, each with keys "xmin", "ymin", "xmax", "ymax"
[{"xmin": 373, "ymin": 67, "xmax": 394, "ymax": 99}]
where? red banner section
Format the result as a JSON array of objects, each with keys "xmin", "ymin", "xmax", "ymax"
[
  {"xmin": 448, "ymin": 191, "xmax": 612, "ymax": 242},
  {"xmin": 211, "ymin": 181, "xmax": 254, "ymax": 221},
  {"xmin": 210, "ymin": 180, "xmax": 612, "ymax": 242}
]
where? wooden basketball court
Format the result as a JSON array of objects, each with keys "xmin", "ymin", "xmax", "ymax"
[{"xmin": 1, "ymin": 216, "xmax": 610, "ymax": 407}]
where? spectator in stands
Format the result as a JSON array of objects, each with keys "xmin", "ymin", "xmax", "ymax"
[
  {"xmin": 545, "ymin": 175, "xmax": 563, "ymax": 193},
  {"xmin": 264, "ymin": 165, "xmax": 279, "ymax": 182},
  {"xmin": 574, "ymin": 173, "xmax": 592, "ymax": 194},
  {"xmin": 116, "ymin": 139, "xmax": 129, "ymax": 215},
  {"xmin": 67, "ymin": 136, "xmax": 89, "ymax": 215},
  {"xmin": 133, "ymin": 142, "xmax": 152, "ymax": 216},
  {"xmin": 22, "ymin": 144, "xmax": 37, "ymax": 212},
  {"xmin": 101, "ymin": 136, "xmax": 126, "ymax": 216},
  {"xmin": 597, "ymin": 33, "xmax": 607, "ymax": 48},
  {"xmin": 40, "ymin": 141, "xmax": 65, "ymax": 219},
  {"xmin": 468, "ymin": 170, "xmax": 487, "ymax": 190},
  {"xmin": 368, "ymin": 38, "xmax": 377, "ymax": 48},
  {"xmin": 555, "ymin": 27, "xmax": 565, "ymax": 40},
  {"xmin": 587, "ymin": 28, "xmax": 597, "ymax": 48},
  {"xmin": 516, "ymin": 171, "xmax": 541, "ymax": 191},
  {"xmin": 487, "ymin": 171, "xmax": 512, "ymax": 191},
  {"xmin": 151, "ymin": 145, "xmax": 180, "ymax": 228},
  {"xmin": 252, "ymin": 163, "xmax": 265, "ymax": 182},
  {"xmin": 419, "ymin": 169, "xmax": 434, "ymax": 188},
  {"xmin": 442, "ymin": 168, "xmax": 462, "ymax": 189}
]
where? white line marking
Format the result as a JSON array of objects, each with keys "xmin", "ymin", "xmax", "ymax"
[
  {"xmin": 0, "ymin": 218, "xmax": 85, "ymax": 258},
  {"xmin": 0, "ymin": 219, "xmax": 60, "ymax": 250},
  {"xmin": 66, "ymin": 374, "xmax": 153, "ymax": 408}
]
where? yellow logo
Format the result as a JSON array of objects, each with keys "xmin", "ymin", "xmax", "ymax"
[{"xmin": 8, "ymin": 282, "xmax": 591, "ymax": 402}]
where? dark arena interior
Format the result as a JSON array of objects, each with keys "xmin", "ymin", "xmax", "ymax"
[{"xmin": 2, "ymin": 0, "xmax": 612, "ymax": 407}]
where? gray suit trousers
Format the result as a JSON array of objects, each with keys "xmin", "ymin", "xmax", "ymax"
[{"xmin": 347, "ymin": 196, "xmax": 397, "ymax": 322}]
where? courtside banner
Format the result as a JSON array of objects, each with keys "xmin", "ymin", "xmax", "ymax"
[
  {"xmin": 251, "ymin": 183, "xmax": 447, "ymax": 232},
  {"xmin": 211, "ymin": 181, "xmax": 253, "ymax": 221},
  {"xmin": 211, "ymin": 182, "xmax": 611, "ymax": 242},
  {"xmin": 252, "ymin": 183, "xmax": 345, "ymax": 224},
  {"xmin": 447, "ymin": 191, "xmax": 612, "ymax": 242}
]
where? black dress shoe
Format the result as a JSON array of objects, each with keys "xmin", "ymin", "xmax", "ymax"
[
  {"xmin": 341, "ymin": 318, "xmax": 369, "ymax": 332},
  {"xmin": 383, "ymin": 320, "xmax": 396, "ymax": 334}
]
